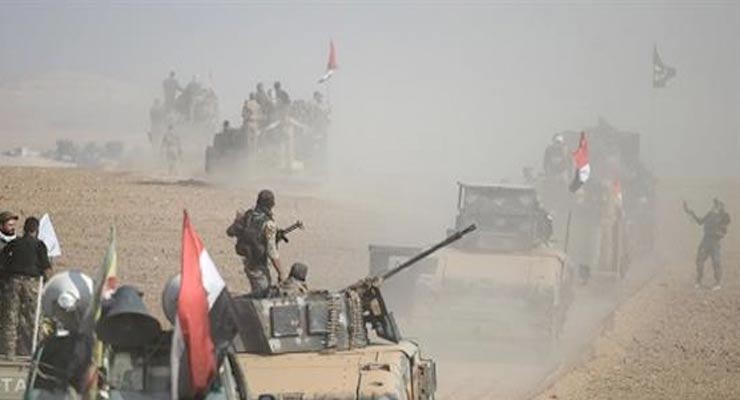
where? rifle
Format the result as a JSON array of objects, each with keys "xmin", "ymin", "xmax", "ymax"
[{"xmin": 277, "ymin": 220, "xmax": 304, "ymax": 245}]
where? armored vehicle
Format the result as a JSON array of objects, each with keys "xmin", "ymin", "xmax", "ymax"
[
  {"xmin": 371, "ymin": 184, "xmax": 573, "ymax": 355},
  {"xmin": 231, "ymin": 225, "xmax": 476, "ymax": 400},
  {"xmin": 540, "ymin": 119, "xmax": 655, "ymax": 284},
  {"xmin": 205, "ymin": 102, "xmax": 328, "ymax": 176}
]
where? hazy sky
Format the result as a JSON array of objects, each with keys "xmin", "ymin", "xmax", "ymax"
[{"xmin": 0, "ymin": 1, "xmax": 738, "ymax": 179}]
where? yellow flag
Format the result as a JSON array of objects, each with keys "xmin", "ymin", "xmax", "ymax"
[{"xmin": 86, "ymin": 227, "xmax": 118, "ymax": 399}]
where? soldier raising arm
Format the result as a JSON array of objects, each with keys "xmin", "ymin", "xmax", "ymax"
[{"xmin": 683, "ymin": 199, "xmax": 731, "ymax": 290}]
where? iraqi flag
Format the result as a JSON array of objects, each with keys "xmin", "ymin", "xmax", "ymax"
[
  {"xmin": 171, "ymin": 211, "xmax": 236, "ymax": 400},
  {"xmin": 318, "ymin": 40, "xmax": 338, "ymax": 83},
  {"xmin": 569, "ymin": 132, "xmax": 590, "ymax": 192}
]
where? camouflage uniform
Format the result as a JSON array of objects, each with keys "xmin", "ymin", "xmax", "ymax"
[
  {"xmin": 228, "ymin": 208, "xmax": 279, "ymax": 297},
  {"xmin": 243, "ymin": 216, "xmax": 279, "ymax": 297},
  {"xmin": 692, "ymin": 209, "xmax": 730, "ymax": 285},
  {"xmin": 0, "ymin": 232, "xmax": 16, "ymax": 355},
  {"xmin": 1, "ymin": 275, "xmax": 40, "ymax": 357},
  {"xmin": 161, "ymin": 129, "xmax": 182, "ymax": 174}
]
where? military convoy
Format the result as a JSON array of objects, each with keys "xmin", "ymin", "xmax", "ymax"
[{"xmin": 372, "ymin": 184, "xmax": 574, "ymax": 355}]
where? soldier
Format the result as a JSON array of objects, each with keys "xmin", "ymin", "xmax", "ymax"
[
  {"xmin": 148, "ymin": 98, "xmax": 166, "ymax": 145},
  {"xmin": 543, "ymin": 134, "xmax": 572, "ymax": 184},
  {"xmin": 0, "ymin": 211, "xmax": 18, "ymax": 353},
  {"xmin": 0, "ymin": 211, "xmax": 18, "ymax": 251},
  {"xmin": 244, "ymin": 93, "xmax": 264, "ymax": 155},
  {"xmin": 0, "ymin": 217, "xmax": 51, "ymax": 358},
  {"xmin": 274, "ymin": 81, "xmax": 291, "ymax": 108},
  {"xmin": 684, "ymin": 199, "xmax": 731, "ymax": 290},
  {"xmin": 160, "ymin": 125, "xmax": 182, "ymax": 175},
  {"xmin": 162, "ymin": 71, "xmax": 182, "ymax": 111},
  {"xmin": 227, "ymin": 190, "xmax": 285, "ymax": 298},
  {"xmin": 255, "ymin": 82, "xmax": 272, "ymax": 119},
  {"xmin": 280, "ymin": 263, "xmax": 309, "ymax": 296}
]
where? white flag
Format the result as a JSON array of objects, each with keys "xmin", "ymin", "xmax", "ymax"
[{"xmin": 39, "ymin": 213, "xmax": 61, "ymax": 257}]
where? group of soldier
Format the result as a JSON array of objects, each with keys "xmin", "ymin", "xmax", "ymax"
[
  {"xmin": 224, "ymin": 81, "xmax": 330, "ymax": 171},
  {"xmin": 0, "ymin": 190, "xmax": 308, "ymax": 365},
  {"xmin": 150, "ymin": 70, "xmax": 219, "ymax": 132},
  {"xmin": 0, "ymin": 212, "xmax": 53, "ymax": 359},
  {"xmin": 148, "ymin": 71, "xmax": 217, "ymax": 173}
]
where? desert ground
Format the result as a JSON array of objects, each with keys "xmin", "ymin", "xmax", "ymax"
[{"xmin": 1, "ymin": 166, "xmax": 738, "ymax": 399}]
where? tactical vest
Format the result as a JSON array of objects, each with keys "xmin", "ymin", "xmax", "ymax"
[{"xmin": 235, "ymin": 208, "xmax": 271, "ymax": 264}]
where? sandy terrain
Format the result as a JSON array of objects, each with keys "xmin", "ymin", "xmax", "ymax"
[
  {"xmin": 2, "ymin": 166, "xmax": 738, "ymax": 399},
  {"xmin": 0, "ymin": 167, "xmax": 387, "ymax": 321}
]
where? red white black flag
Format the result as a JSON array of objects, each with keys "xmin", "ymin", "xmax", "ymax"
[
  {"xmin": 318, "ymin": 40, "xmax": 338, "ymax": 83},
  {"xmin": 569, "ymin": 132, "xmax": 590, "ymax": 192},
  {"xmin": 171, "ymin": 211, "xmax": 234, "ymax": 399}
]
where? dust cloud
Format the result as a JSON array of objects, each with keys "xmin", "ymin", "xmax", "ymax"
[{"xmin": 0, "ymin": 2, "xmax": 738, "ymax": 399}]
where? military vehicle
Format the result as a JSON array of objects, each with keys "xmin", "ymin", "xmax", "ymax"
[
  {"xmin": 229, "ymin": 224, "xmax": 476, "ymax": 400},
  {"xmin": 0, "ymin": 359, "xmax": 28, "ymax": 400},
  {"xmin": 371, "ymin": 183, "xmax": 573, "ymax": 355},
  {"xmin": 540, "ymin": 119, "xmax": 655, "ymax": 284},
  {"xmin": 205, "ymin": 101, "xmax": 328, "ymax": 176}
]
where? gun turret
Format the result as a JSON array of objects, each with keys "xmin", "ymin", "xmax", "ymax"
[
  {"xmin": 346, "ymin": 224, "xmax": 476, "ymax": 291},
  {"xmin": 344, "ymin": 224, "xmax": 477, "ymax": 343}
]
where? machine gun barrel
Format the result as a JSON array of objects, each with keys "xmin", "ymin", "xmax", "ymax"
[
  {"xmin": 343, "ymin": 224, "xmax": 476, "ymax": 292},
  {"xmin": 382, "ymin": 223, "xmax": 476, "ymax": 281}
]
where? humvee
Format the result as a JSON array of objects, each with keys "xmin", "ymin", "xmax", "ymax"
[{"xmin": 371, "ymin": 183, "xmax": 573, "ymax": 354}]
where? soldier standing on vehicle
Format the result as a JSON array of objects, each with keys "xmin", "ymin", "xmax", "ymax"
[
  {"xmin": 227, "ymin": 190, "xmax": 284, "ymax": 298},
  {"xmin": 280, "ymin": 263, "xmax": 309, "ymax": 296},
  {"xmin": 244, "ymin": 93, "xmax": 263, "ymax": 155},
  {"xmin": 255, "ymin": 82, "xmax": 272, "ymax": 121},
  {"xmin": 0, "ymin": 217, "xmax": 51, "ymax": 358},
  {"xmin": 162, "ymin": 71, "xmax": 182, "ymax": 111},
  {"xmin": 543, "ymin": 134, "xmax": 572, "ymax": 184},
  {"xmin": 684, "ymin": 198, "xmax": 730, "ymax": 290}
]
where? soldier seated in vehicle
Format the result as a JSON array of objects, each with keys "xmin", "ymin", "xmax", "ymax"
[{"xmin": 279, "ymin": 262, "xmax": 309, "ymax": 296}]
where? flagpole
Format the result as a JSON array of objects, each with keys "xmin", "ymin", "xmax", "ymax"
[
  {"xmin": 31, "ymin": 276, "xmax": 45, "ymax": 354},
  {"xmin": 326, "ymin": 79, "xmax": 332, "ymax": 110}
]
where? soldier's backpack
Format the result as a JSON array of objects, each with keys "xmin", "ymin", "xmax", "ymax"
[{"xmin": 234, "ymin": 209, "xmax": 270, "ymax": 263}]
